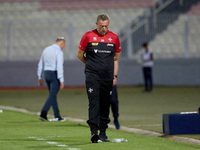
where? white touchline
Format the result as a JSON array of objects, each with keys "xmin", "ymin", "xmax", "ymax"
[{"xmin": 133, "ymin": 124, "xmax": 162, "ymax": 127}]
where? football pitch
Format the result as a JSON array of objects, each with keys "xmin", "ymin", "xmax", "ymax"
[
  {"xmin": 0, "ymin": 86, "xmax": 200, "ymax": 149},
  {"xmin": 1, "ymin": 109, "xmax": 200, "ymax": 150}
]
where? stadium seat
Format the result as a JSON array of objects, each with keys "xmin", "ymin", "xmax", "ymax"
[
  {"xmin": 136, "ymin": 13, "xmax": 200, "ymax": 59},
  {"xmin": 0, "ymin": 0, "xmax": 158, "ymax": 60}
]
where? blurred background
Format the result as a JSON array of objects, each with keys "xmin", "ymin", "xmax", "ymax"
[{"xmin": 0, "ymin": 0, "xmax": 200, "ymax": 87}]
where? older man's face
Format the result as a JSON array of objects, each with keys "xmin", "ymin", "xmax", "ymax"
[{"xmin": 96, "ymin": 19, "xmax": 109, "ymax": 35}]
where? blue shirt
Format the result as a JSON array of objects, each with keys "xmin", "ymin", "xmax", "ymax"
[{"xmin": 37, "ymin": 44, "xmax": 64, "ymax": 82}]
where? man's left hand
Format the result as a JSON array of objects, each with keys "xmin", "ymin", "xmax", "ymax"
[
  {"xmin": 60, "ymin": 82, "xmax": 64, "ymax": 89},
  {"xmin": 113, "ymin": 77, "xmax": 117, "ymax": 86}
]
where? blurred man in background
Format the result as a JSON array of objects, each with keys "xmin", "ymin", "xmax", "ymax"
[
  {"xmin": 37, "ymin": 37, "xmax": 66, "ymax": 121},
  {"xmin": 141, "ymin": 42, "xmax": 154, "ymax": 92}
]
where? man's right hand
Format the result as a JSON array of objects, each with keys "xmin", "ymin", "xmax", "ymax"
[
  {"xmin": 77, "ymin": 49, "xmax": 86, "ymax": 64},
  {"xmin": 38, "ymin": 79, "xmax": 43, "ymax": 86}
]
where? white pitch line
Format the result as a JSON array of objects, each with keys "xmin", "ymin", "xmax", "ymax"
[
  {"xmin": 132, "ymin": 124, "xmax": 162, "ymax": 127},
  {"xmin": 57, "ymin": 145, "xmax": 68, "ymax": 147},
  {"xmin": 1, "ymin": 105, "xmax": 200, "ymax": 145},
  {"xmin": 37, "ymin": 139, "xmax": 46, "ymax": 141}
]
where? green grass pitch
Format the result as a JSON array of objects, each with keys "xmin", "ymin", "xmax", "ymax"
[
  {"xmin": 0, "ymin": 86, "xmax": 200, "ymax": 149},
  {"xmin": 1, "ymin": 109, "xmax": 200, "ymax": 150}
]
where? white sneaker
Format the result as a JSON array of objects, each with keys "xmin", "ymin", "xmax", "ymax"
[{"xmin": 59, "ymin": 117, "xmax": 66, "ymax": 122}]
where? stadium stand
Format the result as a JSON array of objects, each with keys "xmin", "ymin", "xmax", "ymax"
[
  {"xmin": 39, "ymin": 0, "xmax": 154, "ymax": 11},
  {"xmin": 148, "ymin": 2, "xmax": 200, "ymax": 59},
  {"xmin": 0, "ymin": 0, "xmax": 40, "ymax": 2},
  {"xmin": 0, "ymin": 0, "xmax": 151, "ymax": 60},
  {"xmin": 136, "ymin": 15, "xmax": 200, "ymax": 59},
  {"xmin": 149, "ymin": 15, "xmax": 186, "ymax": 59},
  {"xmin": 1, "ymin": 0, "xmax": 199, "ymax": 60},
  {"xmin": 188, "ymin": 1, "xmax": 200, "ymax": 15},
  {"xmin": 129, "ymin": 0, "xmax": 200, "ymax": 59}
]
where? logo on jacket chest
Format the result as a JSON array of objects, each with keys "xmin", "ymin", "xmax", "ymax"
[
  {"xmin": 91, "ymin": 43, "xmax": 99, "ymax": 46},
  {"xmin": 92, "ymin": 37, "xmax": 113, "ymax": 43},
  {"xmin": 94, "ymin": 49, "xmax": 111, "ymax": 54}
]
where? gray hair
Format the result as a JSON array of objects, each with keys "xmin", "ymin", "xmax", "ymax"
[
  {"xmin": 56, "ymin": 37, "xmax": 65, "ymax": 43},
  {"xmin": 97, "ymin": 14, "xmax": 110, "ymax": 22}
]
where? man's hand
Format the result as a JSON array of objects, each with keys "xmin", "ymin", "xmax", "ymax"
[
  {"xmin": 38, "ymin": 79, "xmax": 43, "ymax": 86},
  {"xmin": 60, "ymin": 82, "xmax": 64, "ymax": 89},
  {"xmin": 77, "ymin": 49, "xmax": 86, "ymax": 64},
  {"xmin": 114, "ymin": 52, "xmax": 120, "ymax": 61},
  {"xmin": 113, "ymin": 77, "xmax": 117, "ymax": 86}
]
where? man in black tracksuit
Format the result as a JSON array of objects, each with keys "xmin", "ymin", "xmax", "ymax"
[{"xmin": 77, "ymin": 14, "xmax": 121, "ymax": 143}]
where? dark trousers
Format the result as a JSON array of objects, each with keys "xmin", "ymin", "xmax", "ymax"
[
  {"xmin": 143, "ymin": 67, "xmax": 153, "ymax": 91},
  {"xmin": 41, "ymin": 71, "xmax": 61, "ymax": 119},
  {"xmin": 111, "ymin": 85, "xmax": 119, "ymax": 120},
  {"xmin": 86, "ymin": 78, "xmax": 113, "ymax": 135}
]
